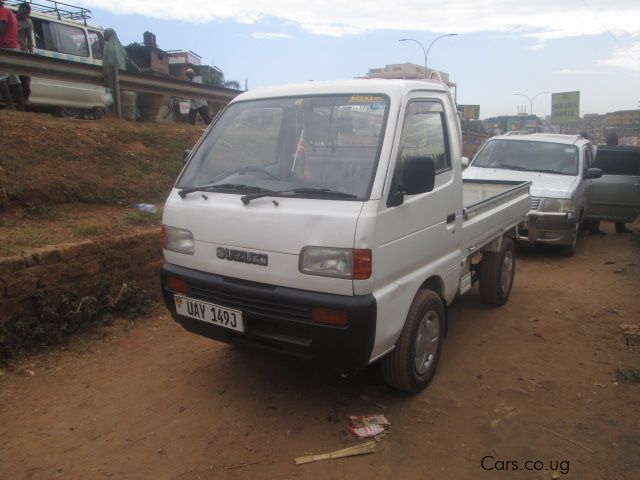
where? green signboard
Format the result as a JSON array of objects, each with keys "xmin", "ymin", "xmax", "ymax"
[{"xmin": 551, "ymin": 91, "xmax": 580, "ymax": 124}]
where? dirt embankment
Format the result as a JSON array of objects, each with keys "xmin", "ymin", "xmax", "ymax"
[
  {"xmin": 0, "ymin": 111, "xmax": 203, "ymax": 256},
  {"xmin": 0, "ymin": 223, "xmax": 638, "ymax": 479}
]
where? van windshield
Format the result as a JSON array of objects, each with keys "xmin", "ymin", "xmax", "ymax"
[
  {"xmin": 177, "ymin": 94, "xmax": 389, "ymax": 200},
  {"xmin": 472, "ymin": 139, "xmax": 579, "ymax": 175}
]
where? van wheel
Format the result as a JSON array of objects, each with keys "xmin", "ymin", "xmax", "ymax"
[
  {"xmin": 52, "ymin": 107, "xmax": 84, "ymax": 119},
  {"xmin": 559, "ymin": 224, "xmax": 578, "ymax": 257},
  {"xmin": 381, "ymin": 290, "xmax": 445, "ymax": 393},
  {"xmin": 480, "ymin": 237, "xmax": 516, "ymax": 306}
]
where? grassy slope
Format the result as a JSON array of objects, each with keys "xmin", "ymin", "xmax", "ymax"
[
  {"xmin": 0, "ymin": 111, "xmax": 202, "ymax": 209},
  {"xmin": 0, "ymin": 111, "xmax": 204, "ymax": 256}
]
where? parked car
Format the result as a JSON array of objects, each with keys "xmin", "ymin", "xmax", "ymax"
[
  {"xmin": 6, "ymin": 0, "xmax": 110, "ymax": 118},
  {"xmin": 586, "ymin": 144, "xmax": 640, "ymax": 226},
  {"xmin": 159, "ymin": 79, "xmax": 531, "ymax": 392},
  {"xmin": 462, "ymin": 133, "xmax": 601, "ymax": 256}
]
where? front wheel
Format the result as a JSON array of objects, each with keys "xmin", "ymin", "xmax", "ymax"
[
  {"xmin": 559, "ymin": 223, "xmax": 579, "ymax": 257},
  {"xmin": 480, "ymin": 237, "xmax": 516, "ymax": 306},
  {"xmin": 381, "ymin": 290, "xmax": 445, "ymax": 393}
]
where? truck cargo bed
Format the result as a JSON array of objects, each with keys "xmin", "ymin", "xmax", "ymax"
[{"xmin": 461, "ymin": 179, "xmax": 531, "ymax": 253}]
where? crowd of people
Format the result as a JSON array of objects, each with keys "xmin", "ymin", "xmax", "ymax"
[{"xmin": 0, "ymin": 0, "xmax": 32, "ymax": 110}]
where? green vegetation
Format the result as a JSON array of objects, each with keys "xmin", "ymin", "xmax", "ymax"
[
  {"xmin": 0, "ymin": 112, "xmax": 202, "ymax": 210},
  {"xmin": 614, "ymin": 367, "xmax": 640, "ymax": 384},
  {"xmin": 0, "ymin": 279, "xmax": 156, "ymax": 364},
  {"xmin": 123, "ymin": 210, "xmax": 162, "ymax": 225}
]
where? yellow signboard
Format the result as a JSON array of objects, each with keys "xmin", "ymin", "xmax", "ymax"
[
  {"xmin": 551, "ymin": 91, "xmax": 580, "ymax": 124},
  {"xmin": 458, "ymin": 104, "xmax": 480, "ymax": 120}
]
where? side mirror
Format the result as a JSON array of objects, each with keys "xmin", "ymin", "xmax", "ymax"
[
  {"xmin": 404, "ymin": 156, "xmax": 436, "ymax": 195},
  {"xmin": 461, "ymin": 156, "xmax": 470, "ymax": 169},
  {"xmin": 584, "ymin": 167, "xmax": 602, "ymax": 180},
  {"xmin": 183, "ymin": 149, "xmax": 191, "ymax": 164}
]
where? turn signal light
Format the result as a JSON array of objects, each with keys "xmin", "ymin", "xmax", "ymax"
[
  {"xmin": 353, "ymin": 249, "xmax": 372, "ymax": 280},
  {"xmin": 312, "ymin": 307, "xmax": 349, "ymax": 326},
  {"xmin": 166, "ymin": 276, "xmax": 187, "ymax": 294}
]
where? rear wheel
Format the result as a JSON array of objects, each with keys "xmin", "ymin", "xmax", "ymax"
[
  {"xmin": 52, "ymin": 106, "xmax": 84, "ymax": 119},
  {"xmin": 480, "ymin": 237, "xmax": 516, "ymax": 306},
  {"xmin": 381, "ymin": 290, "xmax": 445, "ymax": 393}
]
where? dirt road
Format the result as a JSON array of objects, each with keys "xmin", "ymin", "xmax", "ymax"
[{"xmin": 1, "ymin": 225, "xmax": 639, "ymax": 480}]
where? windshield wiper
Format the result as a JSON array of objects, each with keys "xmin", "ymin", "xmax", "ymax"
[
  {"xmin": 495, "ymin": 163, "xmax": 530, "ymax": 171},
  {"xmin": 533, "ymin": 169, "xmax": 573, "ymax": 175},
  {"xmin": 241, "ymin": 187, "xmax": 357, "ymax": 205},
  {"xmin": 178, "ymin": 183, "xmax": 266, "ymax": 198}
]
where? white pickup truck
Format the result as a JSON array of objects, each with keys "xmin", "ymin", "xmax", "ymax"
[{"xmin": 160, "ymin": 79, "xmax": 530, "ymax": 392}]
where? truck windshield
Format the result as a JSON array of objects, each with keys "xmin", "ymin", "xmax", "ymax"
[
  {"xmin": 472, "ymin": 140, "xmax": 579, "ymax": 176},
  {"xmin": 177, "ymin": 94, "xmax": 388, "ymax": 200}
]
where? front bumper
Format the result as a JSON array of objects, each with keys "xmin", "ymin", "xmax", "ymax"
[
  {"xmin": 517, "ymin": 211, "xmax": 578, "ymax": 246},
  {"xmin": 161, "ymin": 263, "xmax": 377, "ymax": 372}
]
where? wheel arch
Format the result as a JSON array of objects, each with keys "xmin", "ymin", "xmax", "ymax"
[{"xmin": 419, "ymin": 275, "xmax": 448, "ymax": 338}]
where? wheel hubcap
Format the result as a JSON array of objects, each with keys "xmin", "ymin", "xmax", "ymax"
[
  {"xmin": 414, "ymin": 310, "xmax": 440, "ymax": 375},
  {"xmin": 500, "ymin": 250, "xmax": 514, "ymax": 295}
]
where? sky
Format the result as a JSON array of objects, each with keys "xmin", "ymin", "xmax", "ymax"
[{"xmin": 75, "ymin": 0, "xmax": 639, "ymax": 119}]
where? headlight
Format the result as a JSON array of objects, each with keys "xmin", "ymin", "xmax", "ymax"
[
  {"xmin": 299, "ymin": 247, "xmax": 371, "ymax": 279},
  {"xmin": 540, "ymin": 198, "xmax": 574, "ymax": 213},
  {"xmin": 162, "ymin": 225, "xmax": 195, "ymax": 255}
]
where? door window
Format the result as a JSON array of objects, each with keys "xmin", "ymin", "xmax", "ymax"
[
  {"xmin": 397, "ymin": 101, "xmax": 450, "ymax": 173},
  {"xmin": 595, "ymin": 149, "xmax": 640, "ymax": 175},
  {"xmin": 583, "ymin": 146, "xmax": 593, "ymax": 172},
  {"xmin": 392, "ymin": 101, "xmax": 450, "ymax": 198},
  {"xmin": 32, "ymin": 18, "xmax": 89, "ymax": 57},
  {"xmin": 87, "ymin": 30, "xmax": 104, "ymax": 60}
]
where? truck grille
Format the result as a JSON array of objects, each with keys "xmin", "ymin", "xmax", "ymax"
[
  {"xmin": 187, "ymin": 285, "xmax": 312, "ymax": 324},
  {"xmin": 530, "ymin": 197, "xmax": 542, "ymax": 210}
]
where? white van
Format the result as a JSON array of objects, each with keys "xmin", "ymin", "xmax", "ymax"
[{"xmin": 6, "ymin": 0, "xmax": 110, "ymax": 118}]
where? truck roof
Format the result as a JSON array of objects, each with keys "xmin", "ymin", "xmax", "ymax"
[{"xmin": 235, "ymin": 79, "xmax": 449, "ymax": 102}]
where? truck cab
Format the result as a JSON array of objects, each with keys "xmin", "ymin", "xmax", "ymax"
[{"xmin": 161, "ymin": 80, "xmax": 530, "ymax": 392}]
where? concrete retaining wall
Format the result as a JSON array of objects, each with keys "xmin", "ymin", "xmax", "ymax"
[{"xmin": 0, "ymin": 230, "xmax": 162, "ymax": 323}]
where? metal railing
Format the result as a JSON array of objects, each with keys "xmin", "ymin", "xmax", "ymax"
[
  {"xmin": 0, "ymin": 49, "xmax": 241, "ymax": 105},
  {"xmin": 6, "ymin": 0, "xmax": 92, "ymax": 24}
]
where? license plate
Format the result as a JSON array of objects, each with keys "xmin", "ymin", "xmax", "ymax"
[{"xmin": 174, "ymin": 295, "xmax": 244, "ymax": 332}]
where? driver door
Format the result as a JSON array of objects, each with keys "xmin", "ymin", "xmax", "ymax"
[{"xmin": 586, "ymin": 146, "xmax": 640, "ymax": 223}]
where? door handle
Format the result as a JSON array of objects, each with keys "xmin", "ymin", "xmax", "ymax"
[
  {"xmin": 446, "ymin": 213, "xmax": 456, "ymax": 224},
  {"xmin": 634, "ymin": 183, "xmax": 640, "ymax": 187}
]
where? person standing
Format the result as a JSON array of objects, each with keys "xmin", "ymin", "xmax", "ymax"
[
  {"xmin": 16, "ymin": 2, "xmax": 33, "ymax": 105},
  {"xmin": 185, "ymin": 68, "xmax": 211, "ymax": 125},
  {"xmin": 0, "ymin": 0, "xmax": 25, "ymax": 111}
]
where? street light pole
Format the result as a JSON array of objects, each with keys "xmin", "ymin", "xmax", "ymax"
[
  {"xmin": 425, "ymin": 33, "xmax": 458, "ymax": 71},
  {"xmin": 514, "ymin": 91, "xmax": 550, "ymax": 118},
  {"xmin": 398, "ymin": 38, "xmax": 427, "ymax": 78}
]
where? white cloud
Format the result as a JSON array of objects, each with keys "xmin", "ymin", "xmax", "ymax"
[
  {"xmin": 77, "ymin": 0, "xmax": 640, "ymax": 40},
  {"xmin": 252, "ymin": 32, "xmax": 291, "ymax": 39},
  {"xmin": 76, "ymin": 0, "xmax": 640, "ymax": 50},
  {"xmin": 597, "ymin": 42, "xmax": 640, "ymax": 74},
  {"xmin": 557, "ymin": 69, "xmax": 612, "ymax": 75}
]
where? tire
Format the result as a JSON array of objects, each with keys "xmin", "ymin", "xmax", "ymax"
[
  {"xmin": 559, "ymin": 223, "xmax": 578, "ymax": 257},
  {"xmin": 52, "ymin": 106, "xmax": 84, "ymax": 119},
  {"xmin": 480, "ymin": 237, "xmax": 516, "ymax": 306},
  {"xmin": 381, "ymin": 289, "xmax": 445, "ymax": 393}
]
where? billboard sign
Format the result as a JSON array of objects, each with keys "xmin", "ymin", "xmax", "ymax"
[
  {"xmin": 458, "ymin": 104, "xmax": 480, "ymax": 120},
  {"xmin": 551, "ymin": 91, "xmax": 580, "ymax": 124}
]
